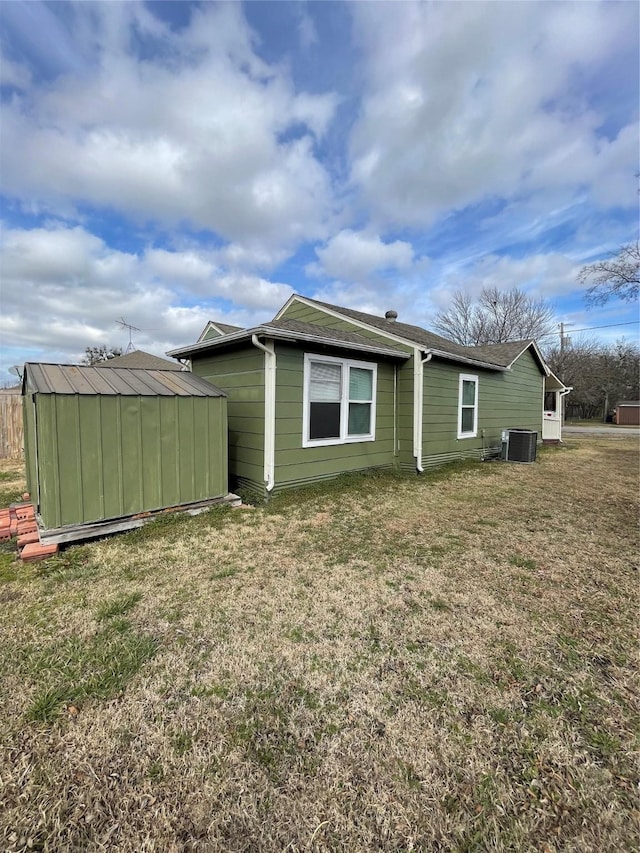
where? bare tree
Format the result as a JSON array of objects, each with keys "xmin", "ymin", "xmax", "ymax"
[
  {"xmin": 433, "ymin": 286, "xmax": 556, "ymax": 346},
  {"xmin": 546, "ymin": 337, "xmax": 640, "ymax": 421},
  {"xmin": 81, "ymin": 345, "xmax": 123, "ymax": 365},
  {"xmin": 579, "ymin": 241, "xmax": 640, "ymax": 306}
]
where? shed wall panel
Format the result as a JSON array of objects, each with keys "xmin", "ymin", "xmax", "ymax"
[{"xmin": 33, "ymin": 392, "xmax": 227, "ymax": 529}]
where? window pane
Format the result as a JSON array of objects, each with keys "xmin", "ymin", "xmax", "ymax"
[
  {"xmin": 309, "ymin": 402, "xmax": 341, "ymax": 439},
  {"xmin": 310, "ymin": 362, "xmax": 341, "ymax": 402},
  {"xmin": 461, "ymin": 407, "xmax": 474, "ymax": 433},
  {"xmin": 349, "ymin": 367, "xmax": 373, "ymax": 401},
  {"xmin": 348, "ymin": 402, "xmax": 371, "ymax": 435},
  {"xmin": 462, "ymin": 380, "xmax": 476, "ymax": 406}
]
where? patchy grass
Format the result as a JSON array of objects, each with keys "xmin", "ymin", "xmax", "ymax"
[
  {"xmin": 0, "ymin": 439, "xmax": 638, "ymax": 852},
  {"xmin": 0, "ymin": 456, "xmax": 27, "ymax": 506}
]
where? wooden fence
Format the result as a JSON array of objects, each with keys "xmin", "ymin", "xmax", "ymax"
[{"xmin": 0, "ymin": 394, "xmax": 23, "ymax": 459}]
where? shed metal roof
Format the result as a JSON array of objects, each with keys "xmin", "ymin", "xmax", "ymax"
[{"xmin": 24, "ymin": 363, "xmax": 226, "ymax": 397}]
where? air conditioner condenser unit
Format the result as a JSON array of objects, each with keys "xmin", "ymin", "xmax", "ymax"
[{"xmin": 505, "ymin": 429, "xmax": 537, "ymax": 463}]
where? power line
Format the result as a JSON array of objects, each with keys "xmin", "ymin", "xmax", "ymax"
[{"xmin": 537, "ymin": 320, "xmax": 640, "ymax": 341}]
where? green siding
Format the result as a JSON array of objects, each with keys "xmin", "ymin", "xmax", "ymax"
[
  {"xmin": 191, "ymin": 345, "xmax": 265, "ymax": 495},
  {"xmin": 280, "ymin": 300, "xmax": 416, "ymax": 472},
  {"xmin": 272, "ymin": 343, "xmax": 396, "ymax": 493},
  {"xmin": 31, "ymin": 393, "xmax": 227, "ymax": 529},
  {"xmin": 421, "ymin": 349, "xmax": 543, "ymax": 469},
  {"xmin": 202, "ymin": 327, "xmax": 222, "ymax": 340}
]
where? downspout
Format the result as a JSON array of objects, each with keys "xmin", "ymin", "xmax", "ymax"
[
  {"xmin": 251, "ymin": 334, "xmax": 276, "ymax": 492},
  {"xmin": 415, "ymin": 351, "xmax": 433, "ymax": 473},
  {"xmin": 558, "ymin": 386, "xmax": 572, "ymax": 438},
  {"xmin": 393, "ymin": 364, "xmax": 398, "ymax": 460}
]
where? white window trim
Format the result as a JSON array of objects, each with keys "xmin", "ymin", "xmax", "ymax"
[
  {"xmin": 457, "ymin": 373, "xmax": 478, "ymax": 439},
  {"xmin": 302, "ymin": 353, "xmax": 377, "ymax": 447}
]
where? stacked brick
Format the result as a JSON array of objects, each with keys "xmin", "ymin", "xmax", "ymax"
[{"xmin": 0, "ymin": 499, "xmax": 58, "ymax": 562}]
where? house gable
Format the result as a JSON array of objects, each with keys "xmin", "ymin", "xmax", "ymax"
[
  {"xmin": 198, "ymin": 321, "xmax": 244, "ymax": 342},
  {"xmin": 275, "ymin": 295, "xmax": 417, "ymax": 353}
]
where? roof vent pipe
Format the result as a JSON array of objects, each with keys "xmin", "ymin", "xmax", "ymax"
[{"xmin": 385, "ymin": 310, "xmax": 398, "ymax": 321}]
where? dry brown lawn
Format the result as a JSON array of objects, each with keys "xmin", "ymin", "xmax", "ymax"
[{"xmin": 0, "ymin": 438, "xmax": 638, "ymax": 852}]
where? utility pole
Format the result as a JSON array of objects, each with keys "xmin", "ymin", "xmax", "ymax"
[
  {"xmin": 558, "ymin": 322, "xmax": 572, "ymax": 425},
  {"xmin": 559, "ymin": 322, "xmax": 572, "ymax": 355}
]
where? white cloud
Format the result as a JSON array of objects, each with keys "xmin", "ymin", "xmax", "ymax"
[
  {"xmin": 0, "ymin": 223, "xmax": 292, "ymax": 374},
  {"xmin": 298, "ymin": 6, "xmax": 319, "ymax": 51},
  {"xmin": 0, "ymin": 49, "xmax": 31, "ymax": 89},
  {"xmin": 349, "ymin": 1, "xmax": 639, "ymax": 228},
  {"xmin": 0, "ymin": 2, "xmax": 339, "ymax": 251},
  {"xmin": 311, "ymin": 229, "xmax": 417, "ymax": 282},
  {"xmin": 428, "ymin": 253, "xmax": 581, "ymax": 315}
]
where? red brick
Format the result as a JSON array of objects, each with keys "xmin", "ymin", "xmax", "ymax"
[
  {"xmin": 0, "ymin": 529, "xmax": 12, "ymax": 543},
  {"xmin": 13, "ymin": 504, "xmax": 35, "ymax": 521},
  {"xmin": 10, "ymin": 519, "xmax": 18, "ymax": 536},
  {"xmin": 18, "ymin": 531, "xmax": 40, "ymax": 548},
  {"xmin": 20, "ymin": 543, "xmax": 58, "ymax": 562},
  {"xmin": 17, "ymin": 519, "xmax": 38, "ymax": 535}
]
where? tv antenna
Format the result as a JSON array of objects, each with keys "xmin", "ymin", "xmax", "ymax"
[{"xmin": 116, "ymin": 317, "xmax": 141, "ymax": 353}]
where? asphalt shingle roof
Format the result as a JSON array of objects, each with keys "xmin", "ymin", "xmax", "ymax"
[
  {"xmin": 213, "ymin": 322, "xmax": 243, "ymax": 334},
  {"xmin": 465, "ymin": 340, "xmax": 536, "ymax": 368},
  {"xmin": 169, "ymin": 295, "xmax": 545, "ymax": 373},
  {"xmin": 264, "ymin": 317, "xmax": 407, "ymax": 354},
  {"xmin": 302, "ymin": 297, "xmax": 536, "ymax": 367},
  {"xmin": 167, "ymin": 317, "xmax": 409, "ymax": 359},
  {"xmin": 94, "ymin": 350, "xmax": 183, "ymax": 371}
]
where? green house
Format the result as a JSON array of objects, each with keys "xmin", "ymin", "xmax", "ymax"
[
  {"xmin": 23, "ymin": 363, "xmax": 228, "ymax": 531},
  {"xmin": 168, "ymin": 294, "xmax": 558, "ymax": 498}
]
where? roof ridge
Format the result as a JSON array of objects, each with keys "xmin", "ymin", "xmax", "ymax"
[{"xmin": 300, "ymin": 295, "xmax": 504, "ymax": 361}]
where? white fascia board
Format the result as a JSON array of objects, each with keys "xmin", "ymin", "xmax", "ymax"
[
  {"xmin": 197, "ymin": 321, "xmax": 218, "ymax": 343},
  {"xmin": 504, "ymin": 340, "xmax": 550, "ymax": 375},
  {"xmin": 427, "ymin": 348, "xmax": 509, "ymax": 372},
  {"xmin": 167, "ymin": 327, "xmax": 258, "ymax": 358},
  {"xmin": 168, "ymin": 325, "xmax": 408, "ymax": 360},
  {"xmin": 273, "ymin": 293, "xmax": 300, "ymax": 322}
]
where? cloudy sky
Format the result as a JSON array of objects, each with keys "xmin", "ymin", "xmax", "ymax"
[{"xmin": 1, "ymin": 0, "xmax": 638, "ymax": 381}]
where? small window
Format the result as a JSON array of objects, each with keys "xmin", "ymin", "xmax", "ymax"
[
  {"xmin": 458, "ymin": 374, "xmax": 478, "ymax": 438},
  {"xmin": 303, "ymin": 354, "xmax": 376, "ymax": 447}
]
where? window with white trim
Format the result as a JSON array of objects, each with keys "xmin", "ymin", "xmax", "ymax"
[
  {"xmin": 457, "ymin": 374, "xmax": 478, "ymax": 438},
  {"xmin": 303, "ymin": 354, "xmax": 376, "ymax": 447}
]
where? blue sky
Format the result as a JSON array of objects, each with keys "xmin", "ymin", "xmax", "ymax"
[{"xmin": 1, "ymin": 0, "xmax": 638, "ymax": 382}]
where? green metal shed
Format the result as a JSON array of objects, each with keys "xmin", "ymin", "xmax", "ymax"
[{"xmin": 22, "ymin": 363, "xmax": 228, "ymax": 531}]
